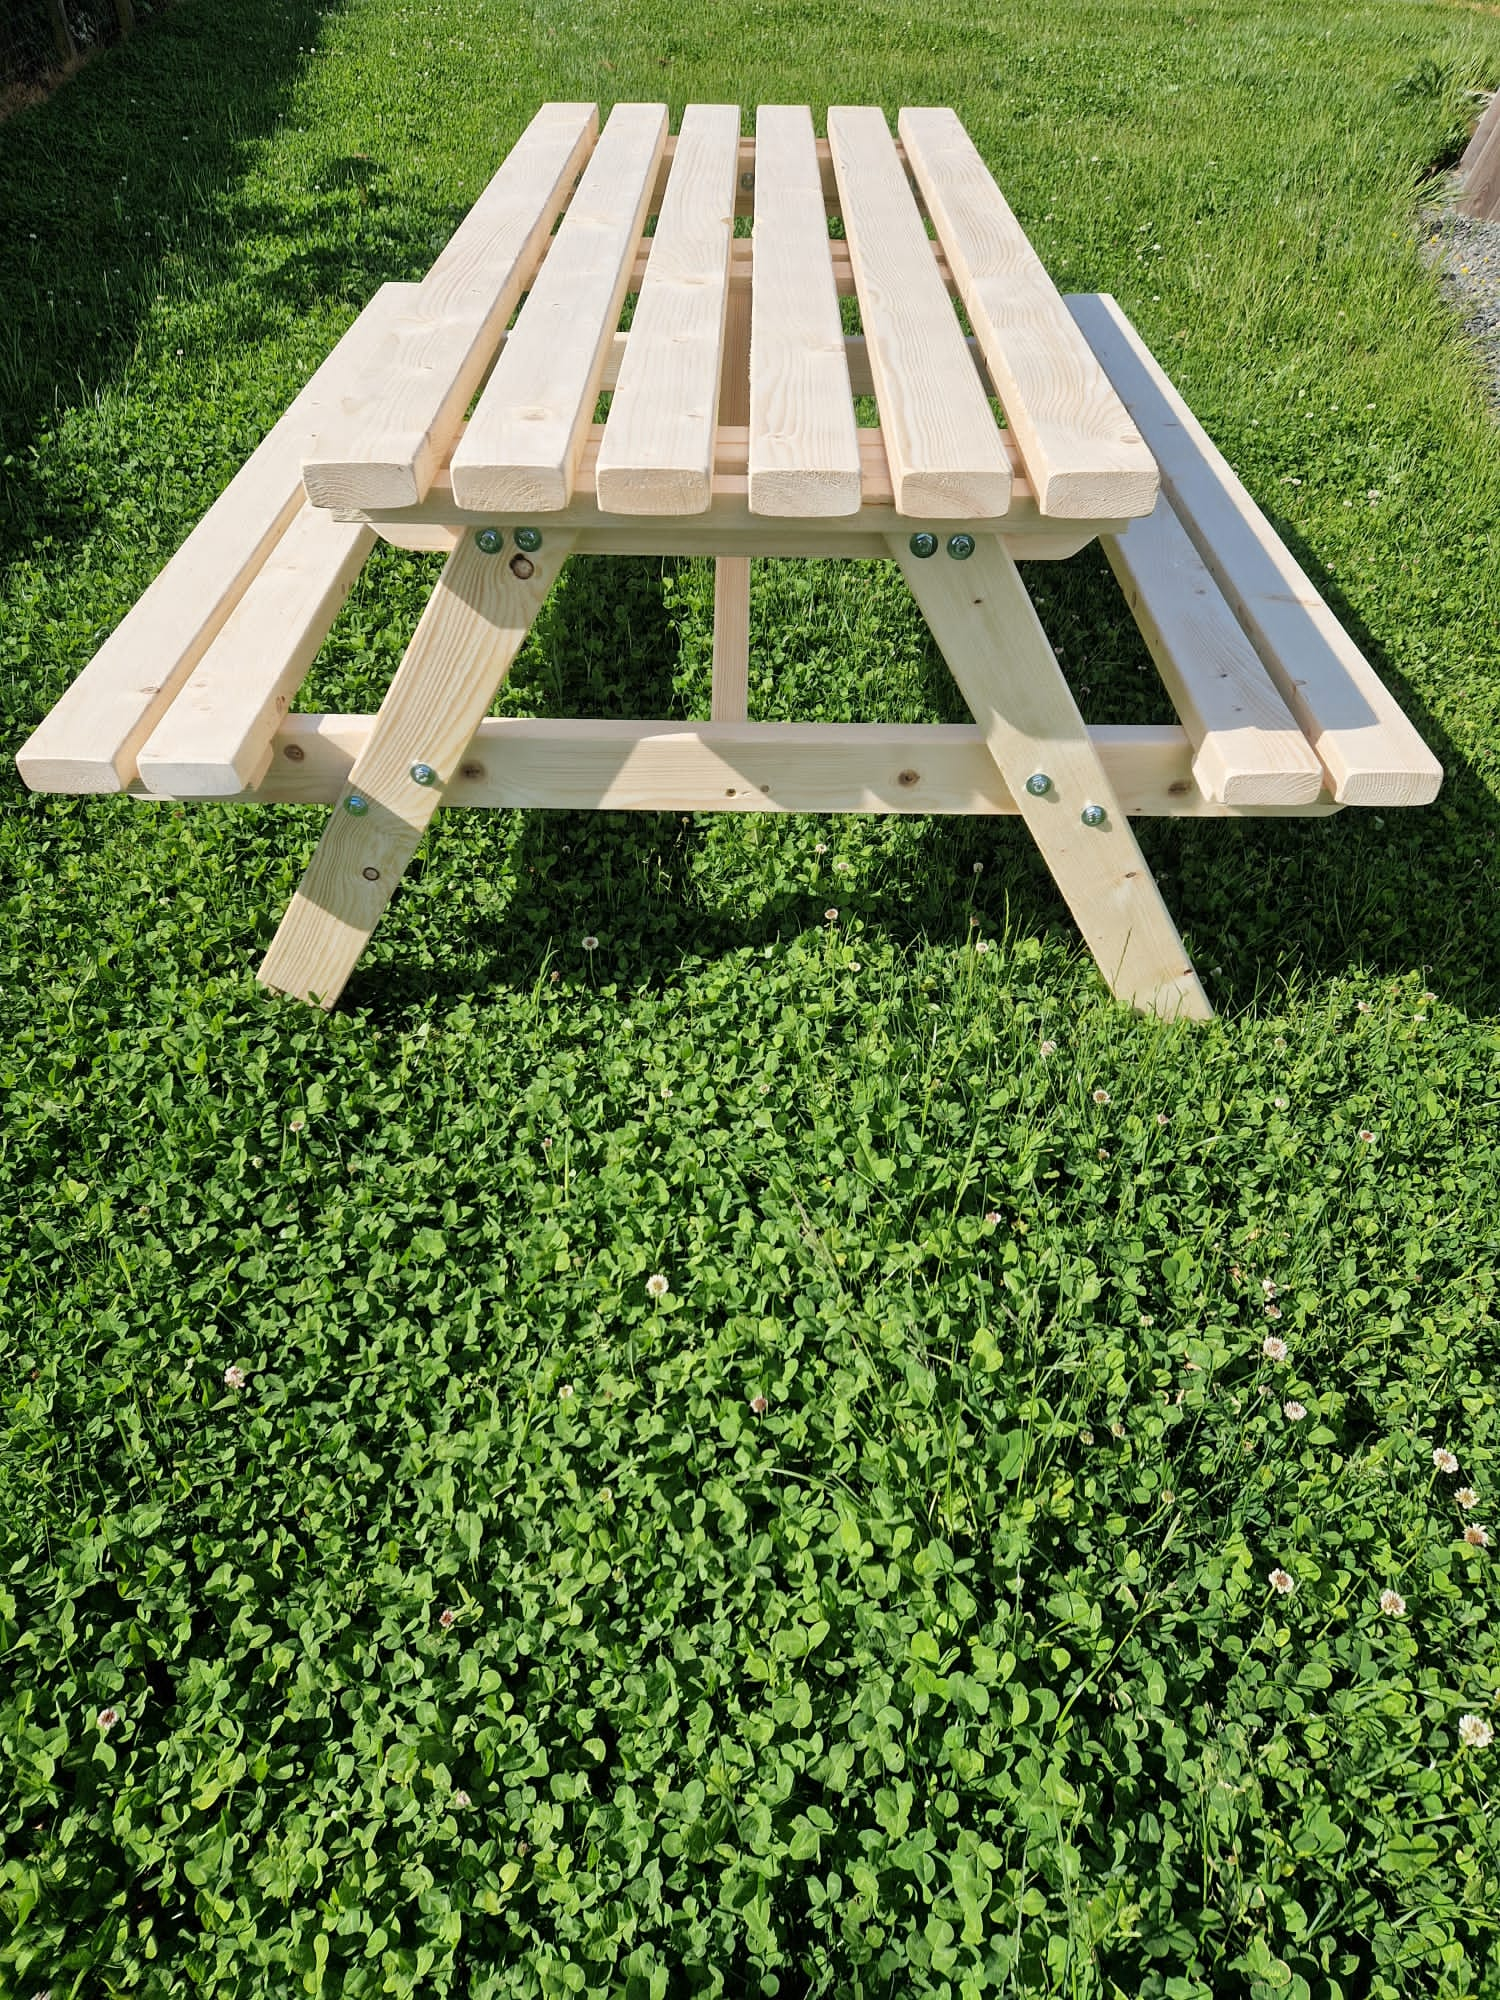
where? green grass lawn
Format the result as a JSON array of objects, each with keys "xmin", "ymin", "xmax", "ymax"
[{"xmin": 4, "ymin": 1, "xmax": 1500, "ymax": 1994}]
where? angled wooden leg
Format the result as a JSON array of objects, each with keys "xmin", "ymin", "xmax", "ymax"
[
  {"xmin": 258, "ymin": 532, "xmax": 574, "ymax": 1006},
  {"xmin": 893, "ymin": 533, "xmax": 1212, "ymax": 1021}
]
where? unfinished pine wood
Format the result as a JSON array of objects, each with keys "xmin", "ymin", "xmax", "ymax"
[
  {"xmin": 1461, "ymin": 92, "xmax": 1500, "ymax": 172},
  {"xmin": 449, "ymin": 105, "xmax": 667, "ymax": 515},
  {"xmin": 747, "ymin": 106, "xmax": 862, "ymax": 517},
  {"xmin": 712, "ymin": 265, "xmax": 754, "ymax": 720},
  {"xmin": 257, "ymin": 532, "xmax": 573, "ymax": 1007},
  {"xmin": 15, "ymin": 282, "xmax": 416, "ymax": 796},
  {"xmin": 1070, "ymin": 292, "xmax": 1443, "ymax": 806},
  {"xmin": 900, "ymin": 109, "xmax": 1157, "ymax": 521},
  {"xmin": 896, "ymin": 532, "xmax": 1213, "ymax": 1019},
  {"xmin": 596, "ymin": 105, "xmax": 741, "ymax": 514},
  {"xmin": 136, "ymin": 508, "xmax": 374, "ymax": 798},
  {"xmin": 301, "ymin": 104, "xmax": 598, "ymax": 512},
  {"xmin": 1100, "ymin": 498, "xmax": 1324, "ymax": 805},
  {"xmin": 828, "ymin": 106, "xmax": 1011, "ymax": 518},
  {"xmin": 237, "ymin": 714, "xmax": 1340, "ymax": 819},
  {"xmin": 1460, "ymin": 109, "xmax": 1500, "ymax": 221}
]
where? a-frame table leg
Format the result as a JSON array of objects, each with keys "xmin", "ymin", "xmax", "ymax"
[
  {"xmin": 258, "ymin": 532, "xmax": 574, "ymax": 1007},
  {"xmin": 893, "ymin": 533, "xmax": 1212, "ymax": 1021}
]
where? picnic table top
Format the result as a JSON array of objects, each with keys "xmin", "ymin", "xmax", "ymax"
[{"xmin": 299, "ymin": 102, "xmax": 1161, "ymax": 531}]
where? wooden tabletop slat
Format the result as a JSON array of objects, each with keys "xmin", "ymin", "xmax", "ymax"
[
  {"xmin": 300, "ymin": 103, "xmax": 598, "ymax": 511},
  {"xmin": 746, "ymin": 105, "xmax": 862, "ymax": 517},
  {"xmin": 450, "ymin": 104, "xmax": 669, "ymax": 514},
  {"xmin": 900, "ymin": 108, "xmax": 1158, "ymax": 520},
  {"xmin": 828, "ymin": 107, "xmax": 1011, "ymax": 519},
  {"xmin": 595, "ymin": 105, "xmax": 741, "ymax": 516}
]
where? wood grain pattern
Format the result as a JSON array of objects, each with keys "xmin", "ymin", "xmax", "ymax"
[
  {"xmin": 257, "ymin": 531, "xmax": 572, "ymax": 1006},
  {"xmin": 1101, "ymin": 499, "xmax": 1325, "ymax": 805},
  {"xmin": 747, "ymin": 105, "xmax": 862, "ymax": 517},
  {"xmin": 596, "ymin": 104, "xmax": 740, "ymax": 514},
  {"xmin": 300, "ymin": 103, "xmax": 598, "ymax": 511},
  {"xmin": 900, "ymin": 108, "xmax": 1157, "ymax": 520},
  {"xmin": 1069, "ymin": 292, "xmax": 1443, "ymax": 806},
  {"xmin": 895, "ymin": 531, "xmax": 1213, "ymax": 1020},
  {"xmin": 828, "ymin": 106, "xmax": 1011, "ymax": 518},
  {"xmin": 136, "ymin": 506, "xmax": 373, "ymax": 798},
  {"xmin": 15, "ymin": 283, "xmax": 416, "ymax": 795},
  {"xmin": 220, "ymin": 714, "xmax": 1338, "ymax": 819},
  {"xmin": 450, "ymin": 104, "xmax": 667, "ymax": 514}
]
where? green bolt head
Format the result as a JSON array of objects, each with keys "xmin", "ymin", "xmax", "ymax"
[
  {"xmin": 947, "ymin": 533, "xmax": 976, "ymax": 560},
  {"xmin": 474, "ymin": 527, "xmax": 504, "ymax": 555},
  {"xmin": 1080, "ymin": 802, "xmax": 1107, "ymax": 827},
  {"xmin": 410, "ymin": 762, "xmax": 438, "ymax": 787},
  {"xmin": 513, "ymin": 526, "xmax": 543, "ymax": 553},
  {"xmin": 1024, "ymin": 772, "xmax": 1052, "ymax": 797},
  {"xmin": 909, "ymin": 531, "xmax": 939, "ymax": 559},
  {"xmin": 344, "ymin": 792, "xmax": 370, "ymax": 817}
]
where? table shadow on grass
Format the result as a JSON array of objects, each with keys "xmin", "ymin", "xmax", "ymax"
[{"xmin": 0, "ymin": 0, "xmax": 349, "ymax": 549}]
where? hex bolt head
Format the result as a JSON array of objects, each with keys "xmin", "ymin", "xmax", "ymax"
[
  {"xmin": 343, "ymin": 792, "xmax": 369, "ymax": 816},
  {"xmin": 946, "ymin": 533, "xmax": 976, "ymax": 560},
  {"xmin": 410, "ymin": 762, "xmax": 438, "ymax": 787},
  {"xmin": 513, "ymin": 526, "xmax": 543, "ymax": 553},
  {"xmin": 909, "ymin": 531, "xmax": 939, "ymax": 559},
  {"xmin": 1080, "ymin": 802, "xmax": 1107, "ymax": 827},
  {"xmin": 739, "ymin": 170, "xmax": 755, "ymax": 191},
  {"xmin": 474, "ymin": 527, "xmax": 504, "ymax": 555},
  {"xmin": 1024, "ymin": 772, "xmax": 1052, "ymax": 797}
]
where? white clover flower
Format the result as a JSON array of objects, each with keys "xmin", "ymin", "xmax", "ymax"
[
  {"xmin": 645, "ymin": 1273, "xmax": 669, "ymax": 1298},
  {"xmin": 558, "ymin": 1383, "xmax": 575, "ymax": 1401},
  {"xmin": 824, "ymin": 908, "xmax": 839, "ymax": 923},
  {"xmin": 97, "ymin": 1707, "xmax": 119, "ymax": 1731},
  {"xmin": 581, "ymin": 935, "xmax": 599, "ymax": 952},
  {"xmin": 1039, "ymin": 1040, "xmax": 1057, "ymax": 1056},
  {"xmin": 1433, "ymin": 1448, "xmax": 1460, "ymax": 1475},
  {"xmin": 1269, "ymin": 1568, "xmax": 1296, "ymax": 1596},
  {"xmin": 1092, "ymin": 1088, "xmax": 1110, "ymax": 1105},
  {"xmin": 1379, "ymin": 1589, "xmax": 1406, "ymax": 1616},
  {"xmin": 452, "ymin": 1790, "xmax": 471, "ymax": 1809},
  {"xmin": 749, "ymin": 1393, "xmax": 768, "ymax": 1415},
  {"xmin": 1264, "ymin": 1304, "xmax": 1282, "ymax": 1321},
  {"xmin": 438, "ymin": 1609, "xmax": 456, "ymax": 1630},
  {"xmin": 1464, "ymin": 1524, "xmax": 1489, "ymax": 1548},
  {"xmin": 1262, "ymin": 1337, "xmax": 1288, "ymax": 1362},
  {"xmin": 1273, "ymin": 1096, "xmax": 1289, "ymax": 1110},
  {"xmin": 813, "ymin": 842, "xmax": 828, "ymax": 856},
  {"xmin": 1458, "ymin": 1715, "xmax": 1493, "ymax": 1749},
  {"xmin": 1456, "ymin": 1488, "xmax": 1479, "ymax": 1510},
  {"xmin": 1284, "ymin": 1401, "xmax": 1307, "ymax": 1422},
  {"xmin": 1358, "ymin": 1128, "xmax": 1376, "ymax": 1144},
  {"xmin": 223, "ymin": 1365, "xmax": 246, "ymax": 1389}
]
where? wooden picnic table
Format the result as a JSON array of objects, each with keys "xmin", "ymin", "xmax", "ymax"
[{"xmin": 17, "ymin": 103, "xmax": 1443, "ymax": 1018}]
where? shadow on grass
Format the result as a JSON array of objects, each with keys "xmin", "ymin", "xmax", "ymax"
[{"xmin": 0, "ymin": 0, "xmax": 347, "ymax": 547}]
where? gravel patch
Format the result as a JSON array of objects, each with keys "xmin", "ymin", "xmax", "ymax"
[{"xmin": 1420, "ymin": 201, "xmax": 1500, "ymax": 409}]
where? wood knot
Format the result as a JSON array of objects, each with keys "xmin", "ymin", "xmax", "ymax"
[
  {"xmin": 898, "ymin": 769, "xmax": 920, "ymax": 788},
  {"xmin": 282, "ymin": 743, "xmax": 305, "ymax": 762},
  {"xmin": 509, "ymin": 553, "xmax": 535, "ymax": 580},
  {"xmin": 1168, "ymin": 779, "xmax": 1191, "ymax": 796},
  {"xmin": 460, "ymin": 762, "xmax": 485, "ymax": 781}
]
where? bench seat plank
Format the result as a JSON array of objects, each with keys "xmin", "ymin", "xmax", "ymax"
[
  {"xmin": 747, "ymin": 105, "xmax": 862, "ymax": 517},
  {"xmin": 136, "ymin": 507, "xmax": 374, "ymax": 798},
  {"xmin": 16, "ymin": 283, "xmax": 414, "ymax": 796},
  {"xmin": 450, "ymin": 104, "xmax": 668, "ymax": 514},
  {"xmin": 828, "ymin": 106, "xmax": 1011, "ymax": 518},
  {"xmin": 1101, "ymin": 498, "xmax": 1326, "ymax": 805},
  {"xmin": 901, "ymin": 109, "xmax": 1156, "ymax": 521},
  {"xmin": 595, "ymin": 104, "xmax": 741, "ymax": 515},
  {"xmin": 300, "ymin": 103, "xmax": 599, "ymax": 512},
  {"xmin": 1069, "ymin": 292, "xmax": 1442, "ymax": 807}
]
